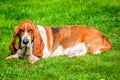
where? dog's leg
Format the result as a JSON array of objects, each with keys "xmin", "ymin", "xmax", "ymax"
[
  {"xmin": 6, "ymin": 53, "xmax": 19, "ymax": 59},
  {"xmin": 6, "ymin": 49, "xmax": 22, "ymax": 60},
  {"xmin": 65, "ymin": 43, "xmax": 87, "ymax": 58},
  {"xmin": 29, "ymin": 55, "xmax": 40, "ymax": 64}
]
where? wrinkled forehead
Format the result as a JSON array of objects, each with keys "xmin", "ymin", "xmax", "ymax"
[{"xmin": 19, "ymin": 22, "xmax": 35, "ymax": 30}]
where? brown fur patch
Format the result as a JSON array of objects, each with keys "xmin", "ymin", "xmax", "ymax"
[{"xmin": 51, "ymin": 26, "xmax": 112, "ymax": 53}]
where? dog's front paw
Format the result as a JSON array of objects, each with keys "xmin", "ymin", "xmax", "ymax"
[
  {"xmin": 6, "ymin": 54, "xmax": 19, "ymax": 60},
  {"xmin": 29, "ymin": 55, "xmax": 39, "ymax": 64}
]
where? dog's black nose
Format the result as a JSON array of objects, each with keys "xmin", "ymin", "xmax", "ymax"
[{"xmin": 23, "ymin": 39, "xmax": 29, "ymax": 45}]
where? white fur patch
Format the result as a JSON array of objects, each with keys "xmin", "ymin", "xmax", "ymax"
[
  {"xmin": 64, "ymin": 43, "xmax": 87, "ymax": 56},
  {"xmin": 51, "ymin": 46, "xmax": 64, "ymax": 56},
  {"xmin": 51, "ymin": 43, "xmax": 87, "ymax": 57},
  {"xmin": 37, "ymin": 25, "xmax": 51, "ymax": 58}
]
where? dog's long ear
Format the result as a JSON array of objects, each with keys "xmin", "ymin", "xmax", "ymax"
[
  {"xmin": 33, "ymin": 26, "xmax": 44, "ymax": 57},
  {"xmin": 9, "ymin": 26, "xmax": 19, "ymax": 52}
]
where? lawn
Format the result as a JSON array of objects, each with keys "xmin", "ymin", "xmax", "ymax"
[{"xmin": 0, "ymin": 0, "xmax": 120, "ymax": 80}]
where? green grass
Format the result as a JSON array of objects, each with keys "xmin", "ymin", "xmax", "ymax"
[{"xmin": 0, "ymin": 0, "xmax": 120, "ymax": 80}]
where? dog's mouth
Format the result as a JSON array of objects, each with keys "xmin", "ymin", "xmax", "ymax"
[{"xmin": 20, "ymin": 47, "xmax": 30, "ymax": 59}]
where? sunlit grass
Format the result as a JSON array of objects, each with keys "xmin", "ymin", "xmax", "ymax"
[{"xmin": 0, "ymin": 0, "xmax": 120, "ymax": 80}]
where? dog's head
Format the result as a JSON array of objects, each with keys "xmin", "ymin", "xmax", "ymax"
[{"xmin": 9, "ymin": 20, "xmax": 44, "ymax": 57}]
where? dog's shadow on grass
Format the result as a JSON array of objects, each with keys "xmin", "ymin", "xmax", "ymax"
[{"xmin": 9, "ymin": 52, "xmax": 15, "ymax": 56}]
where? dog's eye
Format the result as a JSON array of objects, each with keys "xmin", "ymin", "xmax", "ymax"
[
  {"xmin": 29, "ymin": 30, "xmax": 33, "ymax": 33},
  {"xmin": 19, "ymin": 29, "xmax": 24, "ymax": 33}
]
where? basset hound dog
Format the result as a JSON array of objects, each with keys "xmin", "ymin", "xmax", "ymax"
[{"xmin": 6, "ymin": 20, "xmax": 112, "ymax": 64}]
